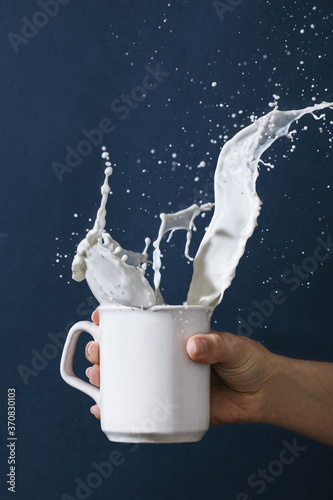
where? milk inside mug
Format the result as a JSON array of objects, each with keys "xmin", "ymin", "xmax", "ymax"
[{"xmin": 60, "ymin": 305, "xmax": 211, "ymax": 443}]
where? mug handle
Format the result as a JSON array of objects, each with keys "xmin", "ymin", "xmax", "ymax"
[{"xmin": 60, "ymin": 321, "xmax": 100, "ymax": 407}]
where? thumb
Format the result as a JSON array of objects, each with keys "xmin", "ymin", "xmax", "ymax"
[{"xmin": 186, "ymin": 331, "xmax": 246, "ymax": 366}]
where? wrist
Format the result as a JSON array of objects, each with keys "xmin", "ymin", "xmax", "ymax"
[
  {"xmin": 257, "ymin": 353, "xmax": 322, "ymax": 432},
  {"xmin": 247, "ymin": 349, "xmax": 295, "ymax": 426},
  {"xmin": 233, "ymin": 344, "xmax": 287, "ymax": 426},
  {"xmin": 240, "ymin": 343, "xmax": 333, "ymax": 446},
  {"xmin": 257, "ymin": 352, "xmax": 291, "ymax": 425}
]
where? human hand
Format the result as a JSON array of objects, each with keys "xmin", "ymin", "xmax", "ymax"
[
  {"xmin": 85, "ymin": 313, "xmax": 333, "ymax": 445},
  {"xmin": 85, "ymin": 309, "xmax": 275, "ymax": 425},
  {"xmin": 85, "ymin": 309, "xmax": 101, "ymax": 419},
  {"xmin": 185, "ymin": 331, "xmax": 276, "ymax": 426}
]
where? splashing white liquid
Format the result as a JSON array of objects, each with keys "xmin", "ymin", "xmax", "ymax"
[
  {"xmin": 152, "ymin": 203, "xmax": 214, "ymax": 301},
  {"xmin": 72, "ymin": 101, "xmax": 332, "ymax": 310},
  {"xmin": 187, "ymin": 101, "xmax": 333, "ymax": 307},
  {"xmin": 72, "ymin": 160, "xmax": 156, "ymax": 308}
]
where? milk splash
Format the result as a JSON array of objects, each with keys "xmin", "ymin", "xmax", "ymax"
[
  {"xmin": 72, "ymin": 102, "xmax": 332, "ymax": 309},
  {"xmin": 72, "ymin": 150, "xmax": 156, "ymax": 308}
]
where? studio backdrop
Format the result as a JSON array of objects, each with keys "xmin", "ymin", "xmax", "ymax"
[{"xmin": 1, "ymin": 1, "xmax": 333, "ymax": 499}]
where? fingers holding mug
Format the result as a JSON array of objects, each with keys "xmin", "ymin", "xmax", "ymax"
[
  {"xmin": 91, "ymin": 308, "xmax": 99, "ymax": 325},
  {"xmin": 85, "ymin": 336, "xmax": 101, "ymax": 419},
  {"xmin": 85, "ymin": 341, "xmax": 100, "ymax": 365},
  {"xmin": 90, "ymin": 404, "xmax": 100, "ymax": 420},
  {"xmin": 85, "ymin": 364, "xmax": 100, "ymax": 387}
]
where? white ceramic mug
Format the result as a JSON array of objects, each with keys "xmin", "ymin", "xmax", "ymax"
[{"xmin": 60, "ymin": 304, "xmax": 211, "ymax": 443}]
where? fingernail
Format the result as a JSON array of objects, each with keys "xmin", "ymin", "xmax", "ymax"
[
  {"xmin": 90, "ymin": 405, "xmax": 97, "ymax": 416},
  {"xmin": 189, "ymin": 339, "xmax": 207, "ymax": 356},
  {"xmin": 91, "ymin": 309, "xmax": 99, "ymax": 324},
  {"xmin": 86, "ymin": 342, "xmax": 93, "ymax": 358},
  {"xmin": 85, "ymin": 367, "xmax": 91, "ymax": 378}
]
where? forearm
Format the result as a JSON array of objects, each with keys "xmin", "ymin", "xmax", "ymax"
[{"xmin": 262, "ymin": 354, "xmax": 333, "ymax": 446}]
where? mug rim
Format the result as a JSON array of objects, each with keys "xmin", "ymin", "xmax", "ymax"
[{"xmin": 98, "ymin": 304, "xmax": 212, "ymax": 313}]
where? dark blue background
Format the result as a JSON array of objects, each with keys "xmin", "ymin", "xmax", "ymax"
[{"xmin": 1, "ymin": 1, "xmax": 333, "ymax": 499}]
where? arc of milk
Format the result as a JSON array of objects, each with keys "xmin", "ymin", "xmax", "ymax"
[
  {"xmin": 186, "ymin": 102, "xmax": 333, "ymax": 308},
  {"xmin": 72, "ymin": 167, "xmax": 157, "ymax": 308},
  {"xmin": 152, "ymin": 203, "xmax": 214, "ymax": 300}
]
